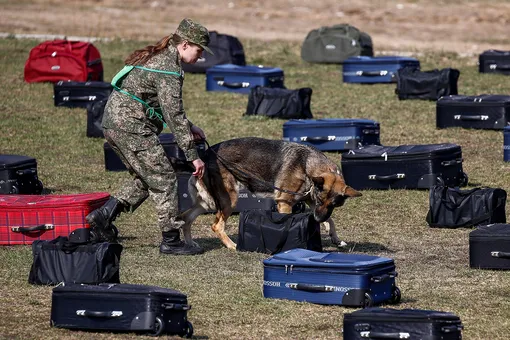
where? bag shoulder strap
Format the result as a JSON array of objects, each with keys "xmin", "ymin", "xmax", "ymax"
[{"xmin": 110, "ymin": 66, "xmax": 182, "ymax": 128}]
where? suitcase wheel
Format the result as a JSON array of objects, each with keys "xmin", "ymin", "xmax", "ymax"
[
  {"xmin": 181, "ymin": 321, "xmax": 194, "ymax": 338},
  {"xmin": 363, "ymin": 293, "xmax": 374, "ymax": 308},
  {"xmin": 148, "ymin": 316, "xmax": 164, "ymax": 336},
  {"xmin": 390, "ymin": 286, "xmax": 402, "ymax": 304},
  {"xmin": 459, "ymin": 172, "xmax": 468, "ymax": 187}
]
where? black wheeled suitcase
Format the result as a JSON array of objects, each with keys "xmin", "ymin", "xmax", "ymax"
[
  {"xmin": 0, "ymin": 155, "xmax": 43, "ymax": 194},
  {"xmin": 343, "ymin": 308, "xmax": 463, "ymax": 340},
  {"xmin": 341, "ymin": 144, "xmax": 468, "ymax": 190},
  {"xmin": 470, "ymin": 224, "xmax": 510, "ymax": 270},
  {"xmin": 479, "ymin": 50, "xmax": 510, "ymax": 75},
  {"xmin": 104, "ymin": 134, "xmax": 206, "ymax": 172},
  {"xmin": 436, "ymin": 94, "xmax": 510, "ymax": 130},
  {"xmin": 176, "ymin": 172, "xmax": 276, "ymax": 214},
  {"xmin": 51, "ymin": 283, "xmax": 194, "ymax": 337},
  {"xmin": 54, "ymin": 80, "xmax": 112, "ymax": 108}
]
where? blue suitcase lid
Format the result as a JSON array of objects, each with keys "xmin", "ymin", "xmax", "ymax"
[
  {"xmin": 343, "ymin": 56, "xmax": 419, "ymax": 65},
  {"xmin": 505, "ymin": 126, "xmax": 510, "ymax": 131},
  {"xmin": 206, "ymin": 64, "xmax": 283, "ymax": 75},
  {"xmin": 283, "ymin": 118, "xmax": 379, "ymax": 128},
  {"xmin": 341, "ymin": 143, "xmax": 460, "ymax": 160},
  {"xmin": 263, "ymin": 248, "xmax": 394, "ymax": 269}
]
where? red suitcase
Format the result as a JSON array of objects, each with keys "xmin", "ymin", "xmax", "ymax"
[{"xmin": 0, "ymin": 193, "xmax": 109, "ymax": 245}]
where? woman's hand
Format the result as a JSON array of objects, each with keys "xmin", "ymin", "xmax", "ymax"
[
  {"xmin": 190, "ymin": 125, "xmax": 206, "ymax": 140},
  {"xmin": 192, "ymin": 158, "xmax": 205, "ymax": 179}
]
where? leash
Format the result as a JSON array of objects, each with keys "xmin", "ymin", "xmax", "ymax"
[{"xmin": 202, "ymin": 140, "xmax": 312, "ymax": 198}]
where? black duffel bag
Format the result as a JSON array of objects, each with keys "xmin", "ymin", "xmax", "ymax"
[
  {"xmin": 182, "ymin": 31, "xmax": 246, "ymax": 73},
  {"xmin": 28, "ymin": 231, "xmax": 122, "ymax": 285},
  {"xmin": 426, "ymin": 186, "xmax": 507, "ymax": 228},
  {"xmin": 245, "ymin": 86, "xmax": 313, "ymax": 119},
  {"xmin": 237, "ymin": 210, "xmax": 322, "ymax": 254},
  {"xmin": 396, "ymin": 67, "xmax": 460, "ymax": 101},
  {"xmin": 86, "ymin": 97, "xmax": 108, "ymax": 138}
]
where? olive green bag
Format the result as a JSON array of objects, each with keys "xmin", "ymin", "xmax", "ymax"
[{"xmin": 301, "ymin": 24, "xmax": 373, "ymax": 64}]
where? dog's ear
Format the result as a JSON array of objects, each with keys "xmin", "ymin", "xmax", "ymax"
[{"xmin": 344, "ymin": 186, "xmax": 362, "ymax": 198}]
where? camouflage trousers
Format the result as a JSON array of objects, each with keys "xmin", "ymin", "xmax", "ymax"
[{"xmin": 104, "ymin": 128, "xmax": 184, "ymax": 232}]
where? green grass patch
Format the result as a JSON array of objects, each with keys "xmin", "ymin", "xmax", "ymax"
[{"xmin": 1, "ymin": 37, "xmax": 510, "ymax": 339}]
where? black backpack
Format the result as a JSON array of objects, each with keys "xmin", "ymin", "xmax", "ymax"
[
  {"xmin": 396, "ymin": 67, "xmax": 460, "ymax": 101},
  {"xmin": 181, "ymin": 31, "xmax": 246, "ymax": 73},
  {"xmin": 86, "ymin": 97, "xmax": 108, "ymax": 138},
  {"xmin": 245, "ymin": 86, "xmax": 313, "ymax": 119}
]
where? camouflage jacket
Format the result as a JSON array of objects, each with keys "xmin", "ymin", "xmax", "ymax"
[{"xmin": 102, "ymin": 44, "xmax": 198, "ymax": 161}]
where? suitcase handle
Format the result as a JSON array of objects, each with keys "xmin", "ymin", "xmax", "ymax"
[
  {"xmin": 216, "ymin": 80, "xmax": 250, "ymax": 89},
  {"xmin": 356, "ymin": 70, "xmax": 388, "ymax": 77},
  {"xmin": 62, "ymin": 95, "xmax": 98, "ymax": 102},
  {"xmin": 371, "ymin": 271, "xmax": 398, "ymax": 283},
  {"xmin": 359, "ymin": 331, "xmax": 410, "ymax": 339},
  {"xmin": 441, "ymin": 158, "xmax": 463, "ymax": 167},
  {"xmin": 16, "ymin": 169, "xmax": 36, "ymax": 176},
  {"xmin": 368, "ymin": 174, "xmax": 405, "ymax": 181},
  {"xmin": 454, "ymin": 115, "xmax": 485, "ymax": 121},
  {"xmin": 491, "ymin": 251, "xmax": 510, "ymax": 258},
  {"xmin": 287, "ymin": 283, "xmax": 335, "ymax": 292},
  {"xmin": 301, "ymin": 136, "xmax": 333, "ymax": 142},
  {"xmin": 441, "ymin": 325, "xmax": 464, "ymax": 333},
  {"xmin": 76, "ymin": 309, "xmax": 123, "ymax": 318},
  {"xmin": 11, "ymin": 224, "xmax": 54, "ymax": 233},
  {"xmin": 161, "ymin": 303, "xmax": 191, "ymax": 311}
]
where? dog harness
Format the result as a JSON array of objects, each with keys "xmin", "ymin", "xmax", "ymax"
[{"xmin": 111, "ymin": 65, "xmax": 182, "ymax": 128}]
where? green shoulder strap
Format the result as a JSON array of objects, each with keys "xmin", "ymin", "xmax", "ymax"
[{"xmin": 110, "ymin": 66, "xmax": 182, "ymax": 127}]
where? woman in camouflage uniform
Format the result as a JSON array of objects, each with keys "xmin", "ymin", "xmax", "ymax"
[{"xmin": 86, "ymin": 18, "xmax": 212, "ymax": 255}]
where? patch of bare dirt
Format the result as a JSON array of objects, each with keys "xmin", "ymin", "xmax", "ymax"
[{"xmin": 2, "ymin": 0, "xmax": 510, "ymax": 55}]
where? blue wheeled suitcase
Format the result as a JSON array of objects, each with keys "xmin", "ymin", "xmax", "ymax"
[
  {"xmin": 262, "ymin": 248, "xmax": 401, "ymax": 307},
  {"xmin": 206, "ymin": 64, "xmax": 284, "ymax": 94},
  {"xmin": 282, "ymin": 118, "xmax": 380, "ymax": 152},
  {"xmin": 343, "ymin": 56, "xmax": 420, "ymax": 84},
  {"xmin": 505, "ymin": 126, "xmax": 510, "ymax": 162}
]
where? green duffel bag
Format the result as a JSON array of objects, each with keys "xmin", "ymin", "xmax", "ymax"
[{"xmin": 301, "ymin": 24, "xmax": 373, "ymax": 64}]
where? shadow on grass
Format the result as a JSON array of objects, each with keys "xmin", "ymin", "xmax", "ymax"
[{"xmin": 341, "ymin": 241, "xmax": 395, "ymax": 254}]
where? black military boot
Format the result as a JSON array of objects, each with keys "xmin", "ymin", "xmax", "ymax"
[
  {"xmin": 86, "ymin": 197, "xmax": 125, "ymax": 241},
  {"xmin": 159, "ymin": 230, "xmax": 204, "ymax": 255}
]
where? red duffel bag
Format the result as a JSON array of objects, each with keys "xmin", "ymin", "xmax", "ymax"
[{"xmin": 24, "ymin": 39, "xmax": 104, "ymax": 83}]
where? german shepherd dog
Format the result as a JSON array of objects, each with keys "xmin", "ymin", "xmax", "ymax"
[{"xmin": 180, "ymin": 137, "xmax": 362, "ymax": 250}]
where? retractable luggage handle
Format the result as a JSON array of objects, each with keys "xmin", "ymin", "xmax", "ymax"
[
  {"xmin": 358, "ymin": 331, "xmax": 410, "ymax": 339},
  {"xmin": 11, "ymin": 224, "xmax": 54, "ymax": 233},
  {"xmin": 368, "ymin": 174, "xmax": 405, "ymax": 181},
  {"xmin": 356, "ymin": 70, "xmax": 388, "ymax": 77},
  {"xmin": 491, "ymin": 251, "xmax": 510, "ymax": 259},
  {"xmin": 76, "ymin": 309, "xmax": 123, "ymax": 318}
]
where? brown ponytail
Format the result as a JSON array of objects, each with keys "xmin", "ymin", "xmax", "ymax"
[{"xmin": 124, "ymin": 35, "xmax": 175, "ymax": 66}]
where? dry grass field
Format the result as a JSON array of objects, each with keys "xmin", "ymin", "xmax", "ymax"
[{"xmin": 1, "ymin": 1, "xmax": 510, "ymax": 340}]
